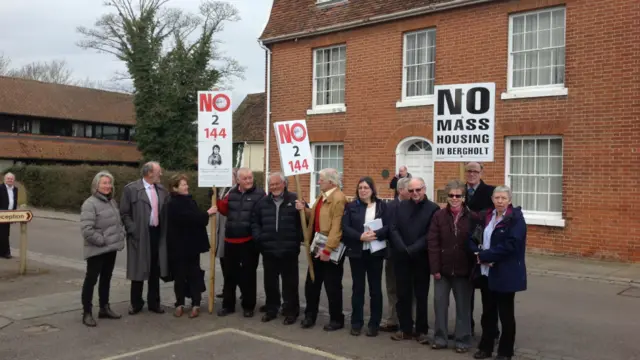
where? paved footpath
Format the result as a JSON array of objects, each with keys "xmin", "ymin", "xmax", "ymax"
[{"xmin": 0, "ymin": 209, "xmax": 638, "ymax": 360}]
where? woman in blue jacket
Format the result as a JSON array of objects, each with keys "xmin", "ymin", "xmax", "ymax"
[
  {"xmin": 342, "ymin": 177, "xmax": 388, "ymax": 337},
  {"xmin": 469, "ymin": 185, "xmax": 527, "ymax": 360}
]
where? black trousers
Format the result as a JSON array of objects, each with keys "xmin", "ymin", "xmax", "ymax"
[
  {"xmin": 304, "ymin": 256, "xmax": 345, "ymax": 324},
  {"xmin": 477, "ymin": 276, "xmax": 516, "ymax": 357},
  {"xmin": 349, "ymin": 251, "xmax": 384, "ymax": 329},
  {"xmin": 82, "ymin": 251, "xmax": 117, "ymax": 313},
  {"xmin": 0, "ymin": 224, "xmax": 10, "ymax": 256},
  {"xmin": 263, "ymin": 253, "xmax": 299, "ymax": 317},
  {"xmin": 394, "ymin": 254, "xmax": 430, "ymax": 334},
  {"xmin": 222, "ymin": 240, "xmax": 259, "ymax": 311},
  {"xmin": 173, "ymin": 254, "xmax": 204, "ymax": 307},
  {"xmin": 131, "ymin": 227, "xmax": 161, "ymax": 309}
]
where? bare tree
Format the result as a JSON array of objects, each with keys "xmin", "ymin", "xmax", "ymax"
[
  {"xmin": 0, "ymin": 53, "xmax": 10, "ymax": 75},
  {"xmin": 7, "ymin": 59, "xmax": 74, "ymax": 84}
]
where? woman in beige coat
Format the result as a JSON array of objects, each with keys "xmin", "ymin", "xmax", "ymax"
[{"xmin": 80, "ymin": 171, "xmax": 126, "ymax": 327}]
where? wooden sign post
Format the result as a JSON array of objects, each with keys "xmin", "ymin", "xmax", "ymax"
[
  {"xmin": 273, "ymin": 120, "xmax": 316, "ymax": 281},
  {"xmin": 208, "ymin": 187, "xmax": 218, "ymax": 314},
  {"xmin": 197, "ymin": 90, "xmax": 234, "ymax": 315},
  {"xmin": 0, "ymin": 208, "xmax": 33, "ymax": 275},
  {"xmin": 294, "ymin": 176, "xmax": 314, "ymax": 281}
]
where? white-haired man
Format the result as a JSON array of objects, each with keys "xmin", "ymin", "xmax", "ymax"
[
  {"xmin": 0, "ymin": 172, "xmax": 18, "ymax": 259},
  {"xmin": 295, "ymin": 168, "xmax": 347, "ymax": 331}
]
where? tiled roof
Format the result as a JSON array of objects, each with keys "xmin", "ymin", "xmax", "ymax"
[
  {"xmin": 233, "ymin": 92, "xmax": 266, "ymax": 143},
  {"xmin": 0, "ymin": 133, "xmax": 141, "ymax": 163},
  {"xmin": 260, "ymin": 0, "xmax": 491, "ymax": 42},
  {"xmin": 0, "ymin": 76, "xmax": 135, "ymax": 125}
]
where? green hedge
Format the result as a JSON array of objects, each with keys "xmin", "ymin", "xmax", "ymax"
[{"xmin": 4, "ymin": 165, "xmax": 263, "ymax": 212}]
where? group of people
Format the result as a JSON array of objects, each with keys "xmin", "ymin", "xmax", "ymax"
[{"xmin": 73, "ymin": 159, "xmax": 526, "ymax": 360}]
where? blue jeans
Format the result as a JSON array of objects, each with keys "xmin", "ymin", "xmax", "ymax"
[{"xmin": 349, "ymin": 250, "xmax": 384, "ymax": 329}]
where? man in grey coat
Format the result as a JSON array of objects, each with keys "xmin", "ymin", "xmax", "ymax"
[{"xmin": 120, "ymin": 161, "xmax": 170, "ymax": 315}]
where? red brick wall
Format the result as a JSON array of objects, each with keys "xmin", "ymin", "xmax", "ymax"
[{"xmin": 266, "ymin": 0, "xmax": 640, "ymax": 261}]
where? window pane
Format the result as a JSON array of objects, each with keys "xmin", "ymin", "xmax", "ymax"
[
  {"xmin": 550, "ymin": 177, "xmax": 562, "ymax": 193},
  {"xmin": 406, "ymin": 34, "xmax": 416, "ymax": 51},
  {"xmin": 553, "ymin": 48, "xmax": 565, "ymax": 66},
  {"xmin": 552, "ymin": 9, "xmax": 565, "ymax": 28},
  {"xmin": 512, "ymin": 34, "xmax": 524, "ymax": 52},
  {"xmin": 513, "ymin": 70, "xmax": 525, "ymax": 87},
  {"xmin": 550, "ymin": 194, "xmax": 562, "ymax": 212},
  {"xmin": 511, "ymin": 157, "xmax": 522, "ymax": 174},
  {"xmin": 316, "ymin": 62, "xmax": 324, "ymax": 78},
  {"xmin": 427, "ymin": 79, "xmax": 435, "ymax": 95},
  {"xmin": 417, "ymin": 31, "xmax": 427, "ymax": 49},
  {"xmin": 522, "ymin": 193, "xmax": 535, "ymax": 210},
  {"xmin": 510, "ymin": 140, "xmax": 522, "ymax": 157},
  {"xmin": 523, "ymin": 176, "xmax": 535, "ymax": 192},
  {"xmin": 525, "ymin": 14, "xmax": 537, "ymax": 32},
  {"xmin": 538, "ymin": 29, "xmax": 551, "ymax": 48},
  {"xmin": 85, "ymin": 124, "xmax": 93, "ymax": 137},
  {"xmin": 552, "ymin": 28, "xmax": 565, "ymax": 46},
  {"xmin": 553, "ymin": 66, "xmax": 565, "ymax": 84},
  {"xmin": 539, "ymin": 11, "xmax": 551, "ymax": 30},
  {"xmin": 523, "ymin": 140, "xmax": 536, "ymax": 156},
  {"xmin": 523, "ymin": 157, "xmax": 535, "ymax": 174},
  {"xmin": 538, "ymin": 67, "xmax": 551, "ymax": 85},
  {"xmin": 536, "ymin": 156, "xmax": 549, "ymax": 174},
  {"xmin": 536, "ymin": 194, "xmax": 549, "ymax": 211},
  {"xmin": 550, "ymin": 158, "xmax": 562, "ymax": 174},
  {"xmin": 550, "ymin": 139, "xmax": 562, "ymax": 155},
  {"xmin": 512, "ymin": 193, "xmax": 522, "ymax": 208},
  {"xmin": 539, "ymin": 50, "xmax": 552, "ymax": 68},
  {"xmin": 537, "ymin": 139, "xmax": 549, "ymax": 156},
  {"xmin": 525, "ymin": 31, "xmax": 537, "ymax": 50},
  {"xmin": 513, "ymin": 16, "xmax": 525, "ymax": 33},
  {"xmin": 513, "ymin": 53, "xmax": 525, "ymax": 70},
  {"xmin": 536, "ymin": 176, "xmax": 549, "ymax": 192},
  {"xmin": 510, "ymin": 175, "xmax": 523, "ymax": 193}
]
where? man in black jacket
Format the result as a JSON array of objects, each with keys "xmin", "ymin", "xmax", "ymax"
[
  {"xmin": 251, "ymin": 172, "xmax": 303, "ymax": 325},
  {"xmin": 213, "ymin": 168, "xmax": 265, "ymax": 318},
  {"xmin": 0, "ymin": 172, "xmax": 18, "ymax": 259},
  {"xmin": 464, "ymin": 161, "xmax": 496, "ymax": 336},
  {"xmin": 389, "ymin": 177, "xmax": 439, "ymax": 344}
]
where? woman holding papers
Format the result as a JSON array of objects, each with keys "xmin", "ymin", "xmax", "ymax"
[{"xmin": 342, "ymin": 176, "xmax": 388, "ymax": 337}]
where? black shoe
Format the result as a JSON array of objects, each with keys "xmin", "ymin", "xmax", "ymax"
[
  {"xmin": 283, "ymin": 316, "xmax": 297, "ymax": 325},
  {"xmin": 243, "ymin": 310, "xmax": 254, "ymax": 318},
  {"xmin": 148, "ymin": 305, "xmax": 165, "ymax": 314},
  {"xmin": 495, "ymin": 357, "xmax": 511, "ymax": 360},
  {"xmin": 379, "ymin": 324, "xmax": 399, "ymax": 332},
  {"xmin": 217, "ymin": 308, "xmax": 235, "ymax": 317},
  {"xmin": 350, "ymin": 327, "xmax": 361, "ymax": 336},
  {"xmin": 259, "ymin": 305, "xmax": 268, "ymax": 313},
  {"xmin": 473, "ymin": 350, "xmax": 492, "ymax": 359},
  {"xmin": 261, "ymin": 313, "xmax": 277, "ymax": 322},
  {"xmin": 82, "ymin": 312, "xmax": 97, "ymax": 327},
  {"xmin": 216, "ymin": 293, "xmax": 223, "ymax": 299},
  {"xmin": 300, "ymin": 316, "xmax": 315, "ymax": 329},
  {"xmin": 323, "ymin": 321, "xmax": 344, "ymax": 332},
  {"xmin": 128, "ymin": 305, "xmax": 143, "ymax": 315},
  {"xmin": 366, "ymin": 327, "xmax": 379, "ymax": 337},
  {"xmin": 98, "ymin": 305, "xmax": 121, "ymax": 319}
]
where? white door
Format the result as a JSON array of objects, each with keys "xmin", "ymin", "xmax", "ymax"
[{"xmin": 396, "ymin": 138, "xmax": 434, "ymax": 199}]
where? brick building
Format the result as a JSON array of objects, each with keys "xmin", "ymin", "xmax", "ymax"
[
  {"xmin": 259, "ymin": 0, "xmax": 640, "ymax": 261},
  {"xmin": 0, "ymin": 76, "xmax": 140, "ymax": 171}
]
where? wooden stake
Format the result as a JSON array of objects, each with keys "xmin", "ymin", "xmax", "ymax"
[
  {"xmin": 459, "ymin": 162, "xmax": 466, "ymax": 182},
  {"xmin": 19, "ymin": 223, "xmax": 27, "ymax": 275},
  {"xmin": 294, "ymin": 175, "xmax": 314, "ymax": 282},
  {"xmin": 208, "ymin": 187, "xmax": 218, "ymax": 314}
]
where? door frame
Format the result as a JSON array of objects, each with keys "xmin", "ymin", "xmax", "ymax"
[{"xmin": 395, "ymin": 136, "xmax": 435, "ymax": 200}]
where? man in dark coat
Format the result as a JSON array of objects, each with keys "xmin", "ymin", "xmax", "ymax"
[
  {"xmin": 251, "ymin": 172, "xmax": 304, "ymax": 325},
  {"xmin": 389, "ymin": 177, "xmax": 439, "ymax": 344},
  {"xmin": 213, "ymin": 167, "xmax": 266, "ymax": 318},
  {"xmin": 464, "ymin": 161, "xmax": 496, "ymax": 335},
  {"xmin": 120, "ymin": 161, "xmax": 170, "ymax": 315},
  {"xmin": 0, "ymin": 172, "xmax": 18, "ymax": 259},
  {"xmin": 389, "ymin": 166, "xmax": 411, "ymax": 199}
]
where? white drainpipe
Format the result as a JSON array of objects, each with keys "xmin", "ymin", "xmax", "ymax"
[{"xmin": 258, "ymin": 40, "xmax": 272, "ymax": 192}]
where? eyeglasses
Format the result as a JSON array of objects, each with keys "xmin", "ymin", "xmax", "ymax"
[
  {"xmin": 448, "ymin": 194, "xmax": 463, "ymax": 198},
  {"xmin": 466, "ymin": 170, "xmax": 480, "ymax": 175},
  {"xmin": 408, "ymin": 188, "xmax": 423, "ymax": 193}
]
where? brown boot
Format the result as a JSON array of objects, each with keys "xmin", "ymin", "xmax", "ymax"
[{"xmin": 82, "ymin": 312, "xmax": 97, "ymax": 327}]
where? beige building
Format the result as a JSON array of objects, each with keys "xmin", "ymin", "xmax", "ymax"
[{"xmin": 233, "ymin": 93, "xmax": 265, "ymax": 172}]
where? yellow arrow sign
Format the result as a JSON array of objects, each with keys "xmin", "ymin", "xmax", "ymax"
[{"xmin": 0, "ymin": 210, "xmax": 33, "ymax": 223}]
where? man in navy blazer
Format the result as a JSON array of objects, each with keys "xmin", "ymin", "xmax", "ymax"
[{"xmin": 0, "ymin": 172, "xmax": 18, "ymax": 259}]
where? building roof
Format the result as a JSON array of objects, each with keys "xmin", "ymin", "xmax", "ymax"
[
  {"xmin": 260, "ymin": 0, "xmax": 493, "ymax": 43},
  {"xmin": 233, "ymin": 92, "xmax": 266, "ymax": 143},
  {"xmin": 0, "ymin": 133, "xmax": 141, "ymax": 163},
  {"xmin": 0, "ymin": 76, "xmax": 135, "ymax": 126}
]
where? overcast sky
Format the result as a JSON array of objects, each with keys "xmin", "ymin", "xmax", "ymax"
[{"xmin": 0, "ymin": 0, "xmax": 273, "ymax": 109}]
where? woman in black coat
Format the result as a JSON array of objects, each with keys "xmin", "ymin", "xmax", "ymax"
[
  {"xmin": 167, "ymin": 174, "xmax": 216, "ymax": 318},
  {"xmin": 342, "ymin": 176, "xmax": 389, "ymax": 337}
]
